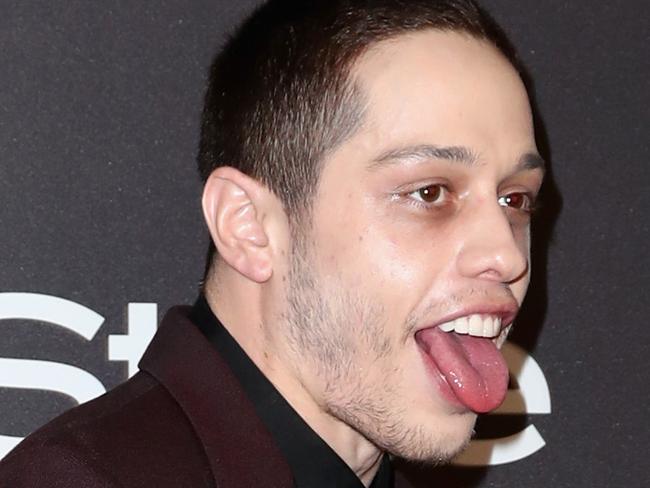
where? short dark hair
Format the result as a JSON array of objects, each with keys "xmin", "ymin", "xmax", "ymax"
[{"xmin": 198, "ymin": 0, "xmax": 515, "ymax": 274}]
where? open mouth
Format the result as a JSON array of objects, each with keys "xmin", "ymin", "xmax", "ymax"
[
  {"xmin": 415, "ymin": 313, "xmax": 514, "ymax": 413},
  {"xmin": 437, "ymin": 314, "xmax": 513, "ymax": 349}
]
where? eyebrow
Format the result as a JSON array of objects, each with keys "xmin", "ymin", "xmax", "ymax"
[
  {"xmin": 517, "ymin": 152, "xmax": 546, "ymax": 172},
  {"xmin": 370, "ymin": 144, "xmax": 546, "ymax": 173}
]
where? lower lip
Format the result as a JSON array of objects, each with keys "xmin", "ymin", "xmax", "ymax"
[{"xmin": 417, "ymin": 343, "xmax": 469, "ymax": 412}]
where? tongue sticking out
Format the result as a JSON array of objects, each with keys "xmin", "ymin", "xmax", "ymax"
[{"xmin": 417, "ymin": 327, "xmax": 509, "ymax": 413}]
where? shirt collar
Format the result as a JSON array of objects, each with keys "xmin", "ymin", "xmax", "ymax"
[{"xmin": 190, "ymin": 295, "xmax": 393, "ymax": 488}]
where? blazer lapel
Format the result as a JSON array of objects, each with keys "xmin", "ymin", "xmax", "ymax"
[{"xmin": 139, "ymin": 306, "xmax": 294, "ymax": 488}]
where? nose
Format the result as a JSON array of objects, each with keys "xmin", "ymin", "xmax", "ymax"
[{"xmin": 456, "ymin": 200, "xmax": 529, "ymax": 284}]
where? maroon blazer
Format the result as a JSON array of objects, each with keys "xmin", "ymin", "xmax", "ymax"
[{"xmin": 0, "ymin": 306, "xmax": 295, "ymax": 487}]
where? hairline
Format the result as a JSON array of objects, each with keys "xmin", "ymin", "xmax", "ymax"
[
  {"xmin": 291, "ymin": 28, "xmax": 510, "ymax": 223},
  {"xmin": 295, "ymin": 27, "xmax": 502, "ymax": 203}
]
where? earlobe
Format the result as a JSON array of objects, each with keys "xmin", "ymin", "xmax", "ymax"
[{"xmin": 201, "ymin": 167, "xmax": 273, "ymax": 283}]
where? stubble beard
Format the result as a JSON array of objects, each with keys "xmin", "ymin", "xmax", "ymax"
[{"xmin": 281, "ymin": 235, "xmax": 473, "ymax": 464}]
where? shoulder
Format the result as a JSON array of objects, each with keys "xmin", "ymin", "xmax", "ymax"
[
  {"xmin": 0, "ymin": 440, "xmax": 121, "ymax": 488},
  {"xmin": 0, "ymin": 371, "xmax": 214, "ymax": 488}
]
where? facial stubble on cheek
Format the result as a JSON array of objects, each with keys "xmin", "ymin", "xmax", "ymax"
[{"xmin": 281, "ymin": 237, "xmax": 474, "ymax": 464}]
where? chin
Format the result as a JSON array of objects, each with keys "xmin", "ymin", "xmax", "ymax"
[
  {"xmin": 387, "ymin": 409, "xmax": 478, "ymax": 465},
  {"xmin": 335, "ymin": 394, "xmax": 478, "ymax": 465}
]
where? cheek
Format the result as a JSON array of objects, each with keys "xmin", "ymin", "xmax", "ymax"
[
  {"xmin": 515, "ymin": 222, "xmax": 532, "ymax": 269},
  {"xmin": 372, "ymin": 212, "xmax": 457, "ymax": 280},
  {"xmin": 314, "ymin": 194, "xmax": 457, "ymax": 311},
  {"xmin": 510, "ymin": 224, "xmax": 532, "ymax": 304},
  {"xmin": 355, "ymin": 221, "xmax": 441, "ymax": 292},
  {"xmin": 517, "ymin": 221, "xmax": 531, "ymax": 251}
]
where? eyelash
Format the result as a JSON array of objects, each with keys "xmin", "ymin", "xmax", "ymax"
[
  {"xmin": 405, "ymin": 184, "xmax": 451, "ymax": 208},
  {"xmin": 402, "ymin": 184, "xmax": 539, "ymax": 215},
  {"xmin": 497, "ymin": 193, "xmax": 539, "ymax": 214}
]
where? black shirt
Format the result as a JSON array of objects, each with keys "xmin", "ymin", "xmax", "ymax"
[{"xmin": 190, "ymin": 296, "xmax": 393, "ymax": 488}]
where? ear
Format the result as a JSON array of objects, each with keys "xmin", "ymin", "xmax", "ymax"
[{"xmin": 201, "ymin": 167, "xmax": 272, "ymax": 283}]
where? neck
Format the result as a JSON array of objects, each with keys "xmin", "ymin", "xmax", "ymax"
[
  {"xmin": 319, "ymin": 422, "xmax": 384, "ymax": 486},
  {"xmin": 265, "ymin": 371, "xmax": 385, "ymax": 485},
  {"xmin": 204, "ymin": 272, "xmax": 384, "ymax": 485}
]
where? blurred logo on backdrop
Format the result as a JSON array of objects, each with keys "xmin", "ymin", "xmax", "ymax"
[
  {"xmin": 451, "ymin": 341, "xmax": 552, "ymax": 466},
  {"xmin": 0, "ymin": 293, "xmax": 156, "ymax": 459},
  {"xmin": 0, "ymin": 293, "xmax": 551, "ymax": 464}
]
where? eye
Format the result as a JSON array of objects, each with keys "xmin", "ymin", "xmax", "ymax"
[
  {"xmin": 498, "ymin": 192, "xmax": 534, "ymax": 212},
  {"xmin": 408, "ymin": 184, "xmax": 448, "ymax": 205}
]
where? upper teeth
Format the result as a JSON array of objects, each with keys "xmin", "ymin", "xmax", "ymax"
[{"xmin": 438, "ymin": 314, "xmax": 502, "ymax": 338}]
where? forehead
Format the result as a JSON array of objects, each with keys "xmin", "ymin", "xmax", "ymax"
[{"xmin": 348, "ymin": 30, "xmax": 535, "ymax": 160}]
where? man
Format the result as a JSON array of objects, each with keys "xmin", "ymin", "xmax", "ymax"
[{"xmin": 0, "ymin": 0, "xmax": 545, "ymax": 486}]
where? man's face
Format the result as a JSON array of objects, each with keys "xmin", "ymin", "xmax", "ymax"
[{"xmin": 278, "ymin": 31, "xmax": 544, "ymax": 463}]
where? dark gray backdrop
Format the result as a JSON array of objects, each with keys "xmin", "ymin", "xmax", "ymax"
[{"xmin": 0, "ymin": 1, "xmax": 648, "ymax": 486}]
